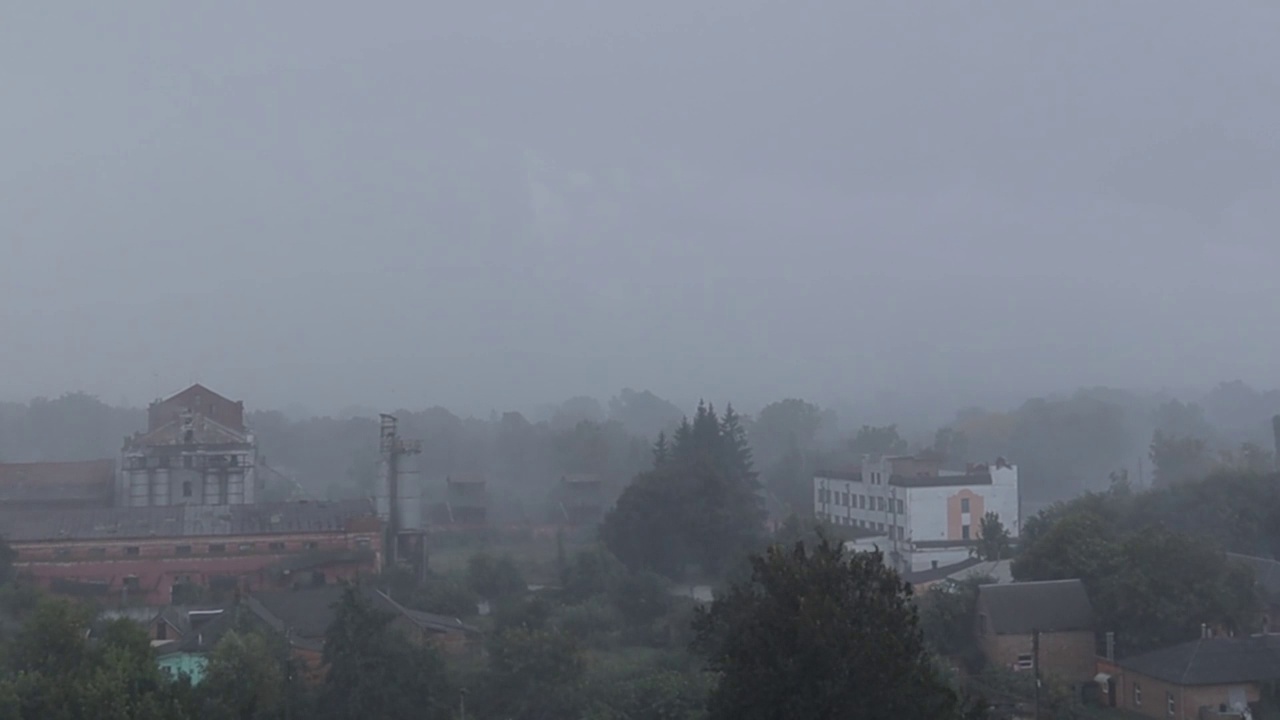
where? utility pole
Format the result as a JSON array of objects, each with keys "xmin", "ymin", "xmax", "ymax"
[
  {"xmin": 459, "ymin": 688, "xmax": 468, "ymax": 720},
  {"xmin": 1032, "ymin": 628, "xmax": 1041, "ymax": 720}
]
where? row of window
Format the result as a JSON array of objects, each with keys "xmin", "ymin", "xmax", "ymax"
[
  {"xmin": 125, "ymin": 454, "xmax": 245, "ymax": 471},
  {"xmin": 47, "ymin": 539, "xmax": 366, "ymax": 559},
  {"xmin": 817, "ymin": 489, "xmax": 904, "ymax": 515},
  {"xmin": 819, "ymin": 514, "xmax": 907, "ymax": 540}
]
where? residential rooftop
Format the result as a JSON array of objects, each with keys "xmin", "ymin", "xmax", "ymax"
[{"xmin": 977, "ymin": 579, "xmax": 1094, "ymax": 635}]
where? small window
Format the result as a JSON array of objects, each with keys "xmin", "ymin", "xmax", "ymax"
[
  {"xmin": 269, "ymin": 542, "xmax": 286, "ymax": 552},
  {"xmin": 156, "ymin": 622, "xmax": 168, "ymax": 640},
  {"xmin": 208, "ymin": 544, "xmax": 226, "ymax": 554},
  {"xmin": 125, "ymin": 546, "xmax": 140, "ymax": 556},
  {"xmin": 356, "ymin": 538, "xmax": 371, "ymax": 550},
  {"xmin": 962, "ymin": 525, "xmax": 971, "ymax": 540},
  {"xmin": 123, "ymin": 575, "xmax": 140, "ymax": 590},
  {"xmin": 879, "ymin": 497, "xmax": 886, "ymax": 511},
  {"xmin": 1134, "ymin": 683, "xmax": 1142, "ymax": 706},
  {"xmin": 88, "ymin": 547, "xmax": 107, "ymax": 557},
  {"xmin": 897, "ymin": 526, "xmax": 904, "ymax": 540},
  {"xmin": 53, "ymin": 548, "xmax": 71, "ymax": 558},
  {"xmin": 859, "ymin": 495, "xmax": 866, "ymax": 509},
  {"xmin": 960, "ymin": 497, "xmax": 970, "ymax": 513},
  {"xmin": 896, "ymin": 499, "xmax": 904, "ymax": 514},
  {"xmin": 1166, "ymin": 691, "xmax": 1174, "ymax": 717},
  {"xmin": 931, "ymin": 560, "xmax": 939, "ymax": 569},
  {"xmin": 1015, "ymin": 653, "xmax": 1033, "ymax": 671},
  {"xmin": 304, "ymin": 541, "xmax": 318, "ymax": 550},
  {"xmin": 238, "ymin": 543, "xmax": 255, "ymax": 552},
  {"xmin": 175, "ymin": 545, "xmax": 192, "ymax": 556},
  {"xmin": 182, "ymin": 481, "xmax": 192, "ymax": 498}
]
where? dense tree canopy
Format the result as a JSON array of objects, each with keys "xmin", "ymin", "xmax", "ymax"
[
  {"xmin": 693, "ymin": 538, "xmax": 984, "ymax": 720},
  {"xmin": 601, "ymin": 402, "xmax": 765, "ymax": 580},
  {"xmin": 1014, "ymin": 476, "xmax": 1271, "ymax": 655}
]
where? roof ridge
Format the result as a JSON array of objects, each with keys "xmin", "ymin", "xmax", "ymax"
[{"xmin": 1180, "ymin": 637, "xmax": 1204, "ymax": 686}]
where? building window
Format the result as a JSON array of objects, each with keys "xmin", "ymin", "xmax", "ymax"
[
  {"xmin": 269, "ymin": 542, "xmax": 286, "ymax": 551},
  {"xmin": 208, "ymin": 544, "xmax": 226, "ymax": 554},
  {"xmin": 859, "ymin": 495, "xmax": 866, "ymax": 509},
  {"xmin": 123, "ymin": 575, "xmax": 140, "ymax": 590},
  {"xmin": 125, "ymin": 546, "xmax": 140, "ymax": 556},
  {"xmin": 175, "ymin": 545, "xmax": 192, "ymax": 556},
  {"xmin": 896, "ymin": 499, "xmax": 904, "ymax": 514},
  {"xmin": 1166, "ymin": 691, "xmax": 1174, "ymax": 716},
  {"xmin": 1133, "ymin": 683, "xmax": 1142, "ymax": 706},
  {"xmin": 238, "ymin": 543, "xmax": 255, "ymax": 552},
  {"xmin": 88, "ymin": 547, "xmax": 107, "ymax": 557},
  {"xmin": 304, "ymin": 541, "xmax": 319, "ymax": 550},
  {"xmin": 53, "ymin": 548, "xmax": 71, "ymax": 558},
  {"xmin": 182, "ymin": 481, "xmax": 193, "ymax": 498},
  {"xmin": 897, "ymin": 526, "xmax": 904, "ymax": 540},
  {"xmin": 1015, "ymin": 653, "xmax": 1033, "ymax": 671},
  {"xmin": 961, "ymin": 498, "xmax": 970, "ymax": 513},
  {"xmin": 156, "ymin": 622, "xmax": 168, "ymax": 640},
  {"xmin": 356, "ymin": 538, "xmax": 371, "ymax": 550},
  {"xmin": 962, "ymin": 525, "xmax": 971, "ymax": 540}
]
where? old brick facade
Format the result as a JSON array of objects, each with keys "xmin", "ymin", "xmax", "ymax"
[
  {"xmin": 2, "ymin": 500, "xmax": 381, "ymax": 605},
  {"xmin": 981, "ymin": 629, "xmax": 1098, "ymax": 682}
]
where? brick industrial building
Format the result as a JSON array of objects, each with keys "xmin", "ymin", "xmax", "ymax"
[
  {"xmin": 1, "ymin": 499, "xmax": 381, "ymax": 605},
  {"xmin": 0, "ymin": 384, "xmax": 387, "ymax": 604}
]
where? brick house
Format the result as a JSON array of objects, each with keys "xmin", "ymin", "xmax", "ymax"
[
  {"xmin": 1098, "ymin": 635, "xmax": 1280, "ymax": 719},
  {"xmin": 975, "ymin": 579, "xmax": 1097, "ymax": 683}
]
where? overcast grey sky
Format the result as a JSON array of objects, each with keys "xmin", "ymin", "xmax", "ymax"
[{"xmin": 3, "ymin": 1, "xmax": 1279, "ymax": 416}]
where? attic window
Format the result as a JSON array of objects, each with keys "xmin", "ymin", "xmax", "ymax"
[{"xmin": 1015, "ymin": 653, "xmax": 1032, "ymax": 671}]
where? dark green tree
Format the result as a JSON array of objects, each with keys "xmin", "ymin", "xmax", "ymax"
[
  {"xmin": 651, "ymin": 431, "xmax": 670, "ymax": 468},
  {"xmin": 848, "ymin": 424, "xmax": 909, "ymax": 458},
  {"xmin": 1150, "ymin": 431, "xmax": 1213, "ymax": 487},
  {"xmin": 972, "ymin": 512, "xmax": 1012, "ymax": 561},
  {"xmin": 693, "ymin": 538, "xmax": 984, "ymax": 720},
  {"xmin": 482, "ymin": 628, "xmax": 586, "ymax": 719},
  {"xmin": 318, "ymin": 588, "xmax": 451, "ymax": 720},
  {"xmin": 466, "ymin": 552, "xmax": 527, "ymax": 602},
  {"xmin": 197, "ymin": 630, "xmax": 287, "ymax": 720},
  {"xmin": 918, "ymin": 575, "xmax": 995, "ymax": 671}
]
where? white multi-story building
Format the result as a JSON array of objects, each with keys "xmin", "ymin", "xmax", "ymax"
[{"xmin": 813, "ymin": 454, "xmax": 1019, "ymax": 574}]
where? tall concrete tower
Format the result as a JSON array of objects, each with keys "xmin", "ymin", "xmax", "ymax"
[{"xmin": 376, "ymin": 414, "xmax": 424, "ymax": 570}]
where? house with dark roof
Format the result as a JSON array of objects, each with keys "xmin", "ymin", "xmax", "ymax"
[
  {"xmin": 975, "ymin": 579, "xmax": 1097, "ymax": 683},
  {"xmin": 244, "ymin": 584, "xmax": 480, "ymax": 679},
  {"xmin": 1097, "ymin": 634, "xmax": 1280, "ymax": 719}
]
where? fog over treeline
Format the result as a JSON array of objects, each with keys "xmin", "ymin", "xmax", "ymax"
[
  {"xmin": 4, "ymin": 2, "xmax": 1280, "ymax": 414},
  {"xmin": 5, "ymin": 381, "xmax": 1280, "ymax": 516}
]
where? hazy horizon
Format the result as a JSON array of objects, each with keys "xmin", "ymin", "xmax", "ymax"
[{"xmin": 5, "ymin": 2, "xmax": 1279, "ymax": 417}]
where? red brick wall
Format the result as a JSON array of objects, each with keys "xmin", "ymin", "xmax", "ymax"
[
  {"xmin": 149, "ymin": 386, "xmax": 245, "ymax": 432},
  {"xmin": 13, "ymin": 530, "xmax": 381, "ymax": 605},
  {"xmin": 1109, "ymin": 668, "xmax": 1260, "ymax": 720},
  {"xmin": 980, "ymin": 630, "xmax": 1097, "ymax": 683}
]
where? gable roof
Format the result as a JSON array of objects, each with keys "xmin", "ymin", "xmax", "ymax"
[
  {"xmin": 246, "ymin": 585, "xmax": 478, "ymax": 648},
  {"xmin": 1118, "ymin": 636, "xmax": 1280, "ymax": 686},
  {"xmin": 977, "ymin": 579, "xmax": 1094, "ymax": 635},
  {"xmin": 1227, "ymin": 552, "xmax": 1280, "ymax": 602},
  {"xmin": 904, "ymin": 558, "xmax": 984, "ymax": 586}
]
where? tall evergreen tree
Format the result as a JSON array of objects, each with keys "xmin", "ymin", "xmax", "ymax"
[
  {"xmin": 718, "ymin": 404, "xmax": 756, "ymax": 485},
  {"xmin": 651, "ymin": 431, "xmax": 670, "ymax": 468}
]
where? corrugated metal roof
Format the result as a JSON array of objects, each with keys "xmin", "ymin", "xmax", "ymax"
[{"xmin": 0, "ymin": 499, "xmax": 375, "ymax": 542}]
